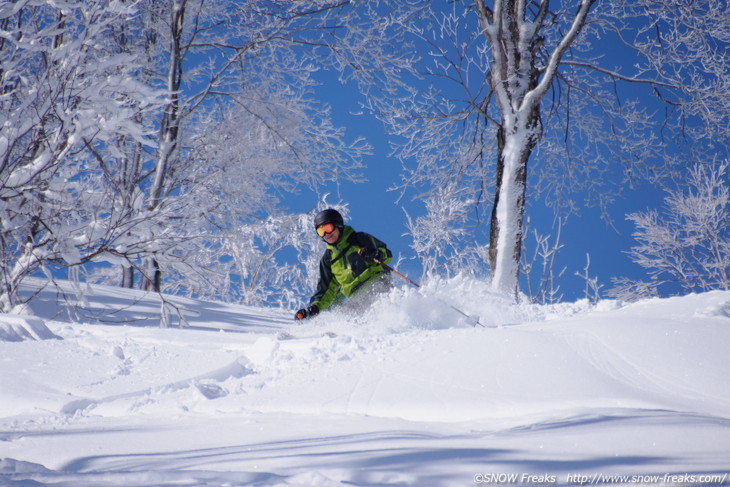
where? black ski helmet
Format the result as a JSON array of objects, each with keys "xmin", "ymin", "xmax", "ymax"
[{"xmin": 313, "ymin": 208, "xmax": 344, "ymax": 229}]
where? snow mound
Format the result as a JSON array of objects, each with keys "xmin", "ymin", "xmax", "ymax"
[
  {"xmin": 694, "ymin": 292, "xmax": 730, "ymax": 319},
  {"xmin": 0, "ymin": 314, "xmax": 60, "ymax": 342},
  {"xmin": 0, "ymin": 458, "xmax": 53, "ymax": 475}
]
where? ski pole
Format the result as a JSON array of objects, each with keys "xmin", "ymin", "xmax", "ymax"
[
  {"xmin": 373, "ymin": 258, "xmax": 486, "ymax": 328},
  {"xmin": 379, "ymin": 260, "xmax": 422, "ymax": 289}
]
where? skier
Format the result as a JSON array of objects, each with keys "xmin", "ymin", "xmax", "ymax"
[{"xmin": 295, "ymin": 208, "xmax": 393, "ymax": 320}]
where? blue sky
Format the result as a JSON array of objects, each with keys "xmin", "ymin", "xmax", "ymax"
[{"xmin": 285, "ymin": 74, "xmax": 668, "ymax": 302}]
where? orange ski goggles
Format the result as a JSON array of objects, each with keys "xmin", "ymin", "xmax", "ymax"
[{"xmin": 316, "ymin": 223, "xmax": 337, "ymax": 237}]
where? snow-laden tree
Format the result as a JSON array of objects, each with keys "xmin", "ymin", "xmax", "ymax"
[
  {"xmin": 92, "ymin": 0, "xmax": 370, "ymax": 297},
  {"xmin": 343, "ymin": 0, "xmax": 729, "ymax": 299},
  {"xmin": 624, "ymin": 160, "xmax": 730, "ymax": 295},
  {"xmin": 0, "ymin": 0, "xmax": 165, "ymax": 312},
  {"xmin": 2, "ymin": 0, "xmax": 372, "ymax": 311}
]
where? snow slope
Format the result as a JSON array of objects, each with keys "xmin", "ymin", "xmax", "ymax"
[{"xmin": 1, "ymin": 278, "xmax": 729, "ymax": 486}]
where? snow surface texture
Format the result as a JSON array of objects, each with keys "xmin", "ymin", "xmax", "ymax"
[{"xmin": 1, "ymin": 278, "xmax": 729, "ymax": 487}]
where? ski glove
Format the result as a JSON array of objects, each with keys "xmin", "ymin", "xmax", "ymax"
[
  {"xmin": 358, "ymin": 247, "xmax": 380, "ymax": 262},
  {"xmin": 295, "ymin": 304, "xmax": 319, "ymax": 321}
]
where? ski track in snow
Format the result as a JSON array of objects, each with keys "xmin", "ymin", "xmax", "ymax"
[{"xmin": 0, "ymin": 281, "xmax": 729, "ymax": 486}]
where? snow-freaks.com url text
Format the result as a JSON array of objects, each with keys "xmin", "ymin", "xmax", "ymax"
[{"xmin": 473, "ymin": 472, "xmax": 729, "ymax": 485}]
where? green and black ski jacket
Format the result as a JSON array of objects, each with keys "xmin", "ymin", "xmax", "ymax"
[{"xmin": 310, "ymin": 225, "xmax": 392, "ymax": 312}]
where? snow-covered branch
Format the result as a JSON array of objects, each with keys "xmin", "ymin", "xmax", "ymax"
[{"xmin": 625, "ymin": 159, "xmax": 730, "ymax": 294}]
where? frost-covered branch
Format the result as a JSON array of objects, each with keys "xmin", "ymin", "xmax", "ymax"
[{"xmin": 625, "ymin": 159, "xmax": 730, "ymax": 295}]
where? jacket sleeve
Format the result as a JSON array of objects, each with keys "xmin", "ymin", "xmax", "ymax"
[{"xmin": 310, "ymin": 251, "xmax": 341, "ymax": 311}]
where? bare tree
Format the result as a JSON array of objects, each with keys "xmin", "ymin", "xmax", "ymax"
[
  {"xmin": 346, "ymin": 0, "xmax": 729, "ymax": 299},
  {"xmin": 521, "ymin": 218, "xmax": 566, "ymax": 304},
  {"xmin": 472, "ymin": 0, "xmax": 598, "ymax": 296},
  {"xmin": 625, "ymin": 160, "xmax": 730, "ymax": 294}
]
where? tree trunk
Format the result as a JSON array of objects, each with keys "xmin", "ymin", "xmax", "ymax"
[
  {"xmin": 476, "ymin": 0, "xmax": 593, "ymax": 298},
  {"xmin": 143, "ymin": 0, "xmax": 185, "ymax": 293},
  {"xmin": 143, "ymin": 258, "xmax": 162, "ymax": 292},
  {"xmin": 488, "ymin": 126, "xmax": 505, "ymax": 280},
  {"xmin": 488, "ymin": 121, "xmax": 533, "ymax": 297},
  {"xmin": 122, "ymin": 266, "xmax": 134, "ymax": 288}
]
